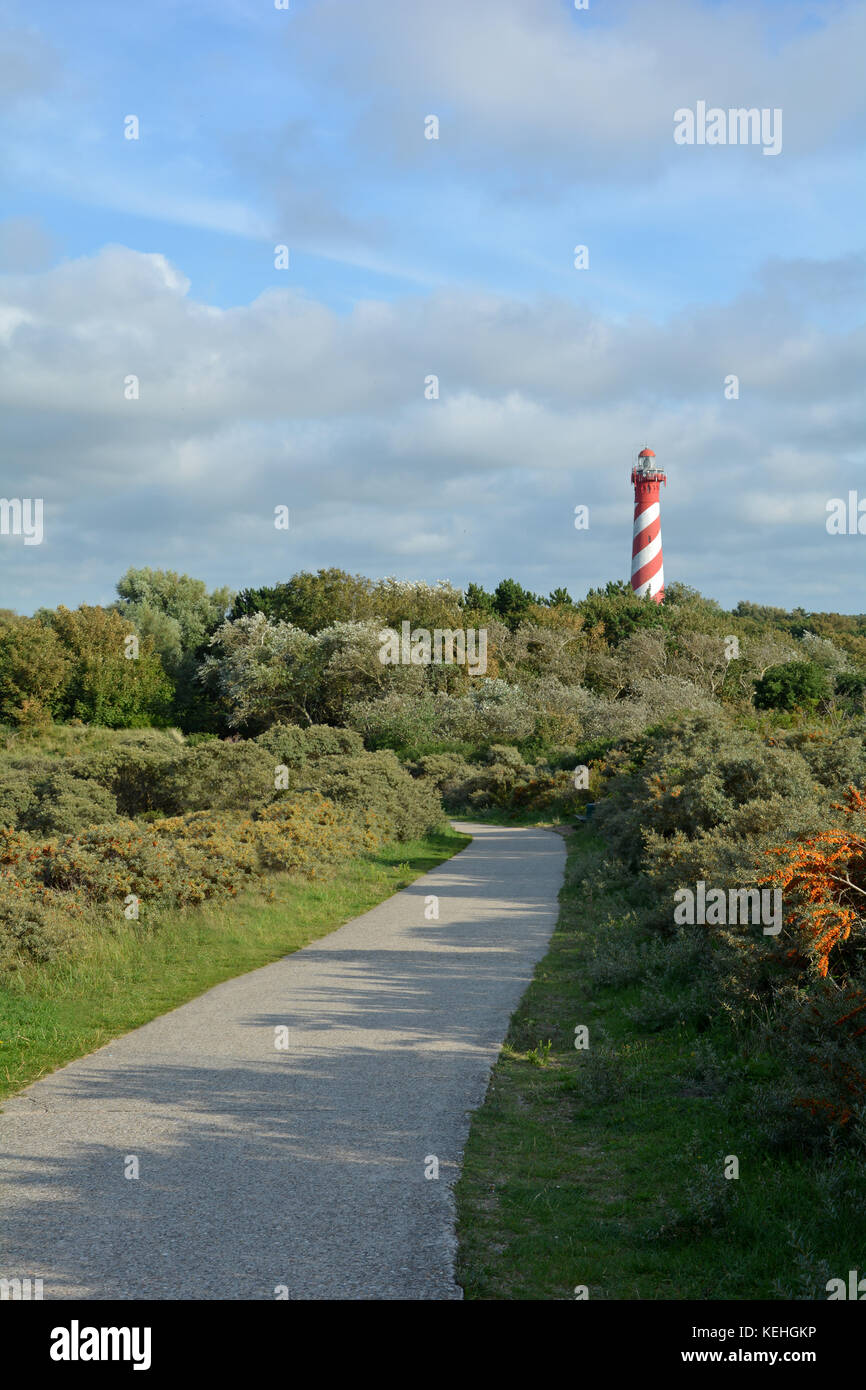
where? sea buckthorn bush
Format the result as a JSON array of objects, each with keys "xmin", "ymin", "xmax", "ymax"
[
  {"xmin": 72, "ymin": 742, "xmax": 179, "ymax": 817},
  {"xmin": 0, "ymin": 764, "xmax": 39, "ymax": 829},
  {"xmin": 591, "ymin": 711, "xmax": 866, "ymax": 1144},
  {"xmin": 23, "ymin": 769, "xmax": 119, "ymax": 837}
]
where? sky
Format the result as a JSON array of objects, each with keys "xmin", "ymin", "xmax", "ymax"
[{"xmin": 1, "ymin": 0, "xmax": 865, "ymax": 615}]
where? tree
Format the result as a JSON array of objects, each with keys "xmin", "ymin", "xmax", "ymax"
[
  {"xmin": 229, "ymin": 569, "xmax": 374, "ymax": 631},
  {"xmin": 114, "ymin": 568, "xmax": 233, "ymax": 729},
  {"xmin": 0, "ymin": 616, "xmax": 71, "ymax": 727},
  {"xmin": 492, "ymin": 578, "xmax": 538, "ymax": 631},
  {"xmin": 200, "ymin": 615, "xmax": 428, "ymax": 731},
  {"xmin": 199, "ymin": 614, "xmax": 325, "ymax": 730},
  {"xmin": 576, "ymin": 579, "xmax": 666, "ymax": 646},
  {"xmin": 229, "ymin": 569, "xmax": 465, "ymax": 636},
  {"xmin": 753, "ymin": 661, "xmax": 830, "ymax": 713},
  {"xmin": 47, "ymin": 606, "xmax": 173, "ymax": 727},
  {"xmin": 670, "ymin": 631, "xmax": 731, "ymax": 697},
  {"xmin": 115, "ymin": 568, "xmax": 233, "ymax": 659},
  {"xmin": 548, "ymin": 587, "xmax": 573, "ymax": 608},
  {"xmin": 463, "ymin": 583, "xmax": 496, "ymax": 614}
]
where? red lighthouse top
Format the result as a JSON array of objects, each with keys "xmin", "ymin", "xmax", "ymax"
[{"xmin": 632, "ymin": 446, "xmax": 666, "ymax": 488}]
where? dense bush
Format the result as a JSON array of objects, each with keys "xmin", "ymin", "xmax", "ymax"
[
  {"xmin": 590, "ymin": 710, "xmax": 866, "ymax": 1144},
  {"xmin": 0, "ymin": 880, "xmax": 77, "ymax": 971},
  {"xmin": 593, "ymin": 713, "xmax": 827, "ymax": 880},
  {"xmin": 254, "ymin": 722, "xmax": 365, "ymax": 766},
  {"xmin": 72, "ymin": 741, "xmax": 180, "ymax": 817},
  {"xmin": 161, "ymin": 741, "xmax": 278, "ymax": 814},
  {"xmin": 754, "ymin": 660, "xmax": 830, "ymax": 711},
  {"xmin": 0, "ymin": 780, "xmax": 428, "ymax": 974},
  {"xmin": 311, "ymin": 751, "xmax": 444, "ymax": 841},
  {"xmin": 345, "ymin": 692, "xmax": 439, "ymax": 754},
  {"xmin": 0, "ymin": 765, "xmax": 40, "ymax": 829},
  {"xmin": 23, "ymin": 769, "xmax": 119, "ymax": 836}
]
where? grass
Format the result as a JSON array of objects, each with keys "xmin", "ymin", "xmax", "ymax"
[
  {"xmin": 0, "ymin": 826, "xmax": 469, "ymax": 1102},
  {"xmin": 454, "ymin": 826, "xmax": 866, "ymax": 1301}
]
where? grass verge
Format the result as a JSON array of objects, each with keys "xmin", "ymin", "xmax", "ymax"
[
  {"xmin": 0, "ymin": 826, "xmax": 468, "ymax": 1102},
  {"xmin": 455, "ymin": 826, "xmax": 866, "ymax": 1300}
]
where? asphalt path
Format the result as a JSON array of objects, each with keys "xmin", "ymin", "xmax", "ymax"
[{"xmin": 0, "ymin": 822, "xmax": 566, "ymax": 1300}]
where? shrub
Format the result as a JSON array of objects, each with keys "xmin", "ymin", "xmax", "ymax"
[
  {"xmin": 754, "ymin": 660, "xmax": 830, "ymax": 712},
  {"xmin": 0, "ymin": 880, "xmax": 76, "ymax": 971},
  {"xmin": 23, "ymin": 769, "xmax": 119, "ymax": 836},
  {"xmin": 0, "ymin": 765, "xmax": 38, "ymax": 829},
  {"xmin": 410, "ymin": 752, "xmax": 470, "ymax": 794},
  {"xmin": 345, "ymin": 691, "xmax": 439, "ymax": 754},
  {"xmin": 162, "ymin": 741, "xmax": 278, "ymax": 813},
  {"xmin": 252, "ymin": 794, "xmax": 383, "ymax": 872},
  {"xmin": 72, "ymin": 744, "xmax": 179, "ymax": 817},
  {"xmin": 254, "ymin": 722, "xmax": 365, "ymax": 766},
  {"xmin": 312, "ymin": 751, "xmax": 444, "ymax": 840}
]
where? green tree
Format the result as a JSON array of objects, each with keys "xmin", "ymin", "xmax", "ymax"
[
  {"xmin": 548, "ymin": 587, "xmax": 573, "ymax": 608},
  {"xmin": 576, "ymin": 579, "xmax": 666, "ymax": 646},
  {"xmin": 463, "ymin": 583, "xmax": 496, "ymax": 614},
  {"xmin": 493, "ymin": 578, "xmax": 538, "ymax": 630},
  {"xmin": 0, "ymin": 616, "xmax": 71, "ymax": 727},
  {"xmin": 229, "ymin": 569, "xmax": 464, "ymax": 636},
  {"xmin": 199, "ymin": 614, "xmax": 327, "ymax": 730},
  {"xmin": 753, "ymin": 660, "xmax": 830, "ymax": 712},
  {"xmin": 115, "ymin": 568, "xmax": 233, "ymax": 658},
  {"xmin": 229, "ymin": 569, "xmax": 375, "ymax": 631},
  {"xmin": 115, "ymin": 568, "xmax": 233, "ymax": 730},
  {"xmin": 48, "ymin": 606, "xmax": 173, "ymax": 728}
]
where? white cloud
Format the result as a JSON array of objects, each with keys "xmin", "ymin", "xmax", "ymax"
[{"xmin": 0, "ymin": 242, "xmax": 863, "ymax": 611}]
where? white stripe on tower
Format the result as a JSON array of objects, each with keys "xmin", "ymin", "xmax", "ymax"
[{"xmin": 631, "ymin": 495, "xmax": 664, "ymax": 598}]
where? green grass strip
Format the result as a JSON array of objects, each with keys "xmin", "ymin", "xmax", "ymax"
[{"xmin": 455, "ymin": 827, "xmax": 866, "ymax": 1300}]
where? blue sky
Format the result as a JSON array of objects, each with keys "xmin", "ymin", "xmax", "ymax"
[{"xmin": 1, "ymin": 0, "xmax": 865, "ymax": 614}]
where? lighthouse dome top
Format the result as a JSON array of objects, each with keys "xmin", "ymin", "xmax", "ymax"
[{"xmin": 638, "ymin": 447, "xmax": 656, "ymax": 458}]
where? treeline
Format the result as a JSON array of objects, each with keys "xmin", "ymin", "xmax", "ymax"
[{"xmin": 2, "ymin": 568, "xmax": 865, "ymax": 740}]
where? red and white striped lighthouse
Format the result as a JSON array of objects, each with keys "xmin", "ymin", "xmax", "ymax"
[{"xmin": 630, "ymin": 447, "xmax": 666, "ymax": 603}]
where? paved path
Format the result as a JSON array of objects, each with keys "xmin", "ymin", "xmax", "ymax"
[{"xmin": 0, "ymin": 823, "xmax": 565, "ymax": 1300}]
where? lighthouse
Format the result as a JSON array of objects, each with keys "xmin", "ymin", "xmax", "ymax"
[{"xmin": 630, "ymin": 447, "xmax": 666, "ymax": 603}]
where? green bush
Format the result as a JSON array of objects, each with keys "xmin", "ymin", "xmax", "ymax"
[
  {"xmin": 754, "ymin": 660, "xmax": 830, "ymax": 711},
  {"xmin": 312, "ymin": 750, "xmax": 444, "ymax": 841},
  {"xmin": 0, "ymin": 879, "xmax": 77, "ymax": 971},
  {"xmin": 162, "ymin": 741, "xmax": 279, "ymax": 813},
  {"xmin": 23, "ymin": 769, "xmax": 119, "ymax": 837},
  {"xmin": 72, "ymin": 743, "xmax": 179, "ymax": 817},
  {"xmin": 345, "ymin": 692, "xmax": 438, "ymax": 754},
  {"xmin": 254, "ymin": 722, "xmax": 365, "ymax": 767},
  {"xmin": 410, "ymin": 752, "xmax": 470, "ymax": 795},
  {"xmin": 0, "ymin": 765, "xmax": 39, "ymax": 828}
]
